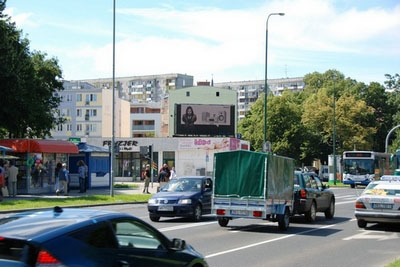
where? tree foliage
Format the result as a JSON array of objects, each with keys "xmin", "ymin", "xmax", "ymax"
[
  {"xmin": 238, "ymin": 69, "xmax": 398, "ymax": 166},
  {"xmin": 0, "ymin": 0, "xmax": 63, "ymax": 138}
]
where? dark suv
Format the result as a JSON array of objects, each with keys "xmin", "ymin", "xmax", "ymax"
[{"xmin": 293, "ymin": 171, "xmax": 335, "ymax": 222}]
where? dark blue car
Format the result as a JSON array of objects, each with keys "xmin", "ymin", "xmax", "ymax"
[
  {"xmin": 0, "ymin": 207, "xmax": 208, "ymax": 267},
  {"xmin": 148, "ymin": 176, "xmax": 213, "ymax": 222}
]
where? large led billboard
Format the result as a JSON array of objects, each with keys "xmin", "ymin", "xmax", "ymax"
[{"xmin": 175, "ymin": 104, "xmax": 235, "ymax": 136}]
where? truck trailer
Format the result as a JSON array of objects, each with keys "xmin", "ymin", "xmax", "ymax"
[{"xmin": 212, "ymin": 150, "xmax": 294, "ymax": 230}]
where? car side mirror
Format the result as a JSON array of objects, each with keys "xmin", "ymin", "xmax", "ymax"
[{"xmin": 171, "ymin": 238, "xmax": 186, "ymax": 250}]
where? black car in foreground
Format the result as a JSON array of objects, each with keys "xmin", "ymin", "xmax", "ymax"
[
  {"xmin": 0, "ymin": 207, "xmax": 208, "ymax": 267},
  {"xmin": 148, "ymin": 176, "xmax": 213, "ymax": 222},
  {"xmin": 293, "ymin": 171, "xmax": 335, "ymax": 222}
]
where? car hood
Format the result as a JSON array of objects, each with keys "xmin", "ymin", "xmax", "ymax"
[{"xmin": 151, "ymin": 191, "xmax": 200, "ymax": 199}]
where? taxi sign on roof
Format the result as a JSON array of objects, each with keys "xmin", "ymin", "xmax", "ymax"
[{"xmin": 380, "ymin": 175, "xmax": 400, "ymax": 181}]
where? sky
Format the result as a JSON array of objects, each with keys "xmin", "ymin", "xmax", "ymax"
[{"xmin": 4, "ymin": 0, "xmax": 400, "ymax": 85}]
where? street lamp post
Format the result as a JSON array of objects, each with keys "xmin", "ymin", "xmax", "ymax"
[
  {"xmin": 110, "ymin": 0, "xmax": 116, "ymax": 197},
  {"xmin": 264, "ymin": 12, "xmax": 284, "ymax": 152},
  {"xmin": 332, "ymin": 79, "xmax": 337, "ymax": 185}
]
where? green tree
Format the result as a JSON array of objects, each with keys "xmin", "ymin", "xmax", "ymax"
[
  {"xmin": 385, "ymin": 73, "xmax": 400, "ymax": 91},
  {"xmin": 302, "ymin": 89, "xmax": 376, "ymax": 153},
  {"xmin": 0, "ymin": 0, "xmax": 63, "ymax": 138}
]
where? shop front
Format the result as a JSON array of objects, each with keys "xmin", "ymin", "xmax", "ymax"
[
  {"xmin": 99, "ymin": 137, "xmax": 249, "ymax": 181},
  {"xmin": 0, "ymin": 139, "xmax": 79, "ymax": 194}
]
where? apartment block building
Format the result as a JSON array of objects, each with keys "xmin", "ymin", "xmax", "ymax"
[
  {"xmin": 130, "ymin": 102, "xmax": 162, "ymax": 138},
  {"xmin": 82, "ymin": 73, "xmax": 193, "ymax": 103},
  {"xmin": 215, "ymin": 77, "xmax": 304, "ymax": 119},
  {"xmin": 50, "ymin": 81, "xmax": 131, "ymax": 141}
]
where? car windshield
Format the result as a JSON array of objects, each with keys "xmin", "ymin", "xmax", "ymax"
[
  {"xmin": 363, "ymin": 183, "xmax": 400, "ymax": 196},
  {"xmin": 344, "ymin": 159, "xmax": 374, "ymax": 175},
  {"xmin": 160, "ymin": 178, "xmax": 202, "ymax": 193}
]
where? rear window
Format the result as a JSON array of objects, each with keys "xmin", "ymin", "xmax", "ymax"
[{"xmin": 69, "ymin": 221, "xmax": 117, "ymax": 249}]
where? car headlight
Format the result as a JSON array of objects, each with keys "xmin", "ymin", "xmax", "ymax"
[
  {"xmin": 148, "ymin": 199, "xmax": 157, "ymax": 204},
  {"xmin": 178, "ymin": 199, "xmax": 192, "ymax": 204}
]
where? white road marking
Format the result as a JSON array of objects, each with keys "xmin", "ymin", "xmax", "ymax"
[
  {"xmin": 205, "ymin": 223, "xmax": 336, "ymax": 258},
  {"xmin": 335, "ymin": 195, "xmax": 357, "ymax": 199},
  {"xmin": 343, "ymin": 230, "xmax": 399, "ymax": 241},
  {"xmin": 336, "ymin": 200, "xmax": 356, "ymax": 205},
  {"xmin": 159, "ymin": 221, "xmax": 217, "ymax": 232}
]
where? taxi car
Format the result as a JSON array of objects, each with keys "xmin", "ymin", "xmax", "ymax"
[{"xmin": 355, "ymin": 175, "xmax": 400, "ymax": 228}]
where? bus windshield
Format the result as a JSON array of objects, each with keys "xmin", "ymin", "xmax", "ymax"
[{"xmin": 344, "ymin": 159, "xmax": 374, "ymax": 175}]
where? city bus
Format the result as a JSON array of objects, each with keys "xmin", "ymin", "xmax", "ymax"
[{"xmin": 342, "ymin": 151, "xmax": 391, "ymax": 188}]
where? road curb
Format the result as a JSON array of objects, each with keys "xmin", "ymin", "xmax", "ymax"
[{"xmin": 0, "ymin": 201, "xmax": 148, "ymax": 214}]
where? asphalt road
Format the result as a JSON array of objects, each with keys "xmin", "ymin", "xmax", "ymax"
[{"xmin": 2, "ymin": 187, "xmax": 399, "ymax": 266}]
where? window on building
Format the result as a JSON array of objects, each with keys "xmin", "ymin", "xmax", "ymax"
[
  {"xmin": 57, "ymin": 124, "xmax": 63, "ymax": 131},
  {"xmin": 90, "ymin": 109, "xmax": 97, "ymax": 117},
  {"xmin": 66, "ymin": 94, "xmax": 72, "ymax": 102},
  {"xmin": 67, "ymin": 124, "xmax": 72, "ymax": 131},
  {"xmin": 90, "ymin": 94, "xmax": 97, "ymax": 101},
  {"xmin": 77, "ymin": 109, "xmax": 82, "ymax": 117},
  {"xmin": 186, "ymin": 91, "xmax": 190, "ymax": 97},
  {"xmin": 77, "ymin": 124, "xmax": 82, "ymax": 131},
  {"xmin": 216, "ymin": 92, "xmax": 220, "ymax": 97},
  {"xmin": 77, "ymin": 94, "xmax": 82, "ymax": 101}
]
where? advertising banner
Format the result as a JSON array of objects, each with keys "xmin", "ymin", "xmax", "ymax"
[{"xmin": 175, "ymin": 104, "xmax": 235, "ymax": 136}]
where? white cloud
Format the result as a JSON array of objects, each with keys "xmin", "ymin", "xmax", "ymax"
[{"xmin": 4, "ymin": 7, "xmax": 37, "ymax": 27}]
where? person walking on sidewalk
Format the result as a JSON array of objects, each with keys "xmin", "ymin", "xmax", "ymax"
[
  {"xmin": 78, "ymin": 160, "xmax": 86, "ymax": 193},
  {"xmin": 6, "ymin": 161, "xmax": 18, "ymax": 197},
  {"xmin": 56, "ymin": 163, "xmax": 69, "ymax": 196},
  {"xmin": 143, "ymin": 164, "xmax": 151, "ymax": 194}
]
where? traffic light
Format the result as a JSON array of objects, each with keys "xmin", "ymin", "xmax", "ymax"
[{"xmin": 147, "ymin": 145, "xmax": 152, "ymax": 159}]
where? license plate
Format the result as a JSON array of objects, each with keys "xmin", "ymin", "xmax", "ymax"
[
  {"xmin": 158, "ymin": 205, "xmax": 173, "ymax": 211},
  {"xmin": 230, "ymin": 210, "xmax": 248, "ymax": 216},
  {"xmin": 372, "ymin": 203, "xmax": 393, "ymax": 209}
]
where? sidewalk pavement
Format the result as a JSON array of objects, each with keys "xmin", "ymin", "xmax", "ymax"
[{"xmin": 2, "ymin": 181, "xmax": 160, "ymax": 201}]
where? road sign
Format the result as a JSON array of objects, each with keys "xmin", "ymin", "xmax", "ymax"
[{"xmin": 69, "ymin": 137, "xmax": 81, "ymax": 144}]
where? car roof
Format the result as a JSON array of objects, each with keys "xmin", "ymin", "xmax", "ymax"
[
  {"xmin": 368, "ymin": 180, "xmax": 400, "ymax": 189},
  {"xmin": 0, "ymin": 207, "xmax": 123, "ymax": 241},
  {"xmin": 176, "ymin": 176, "xmax": 210, "ymax": 179}
]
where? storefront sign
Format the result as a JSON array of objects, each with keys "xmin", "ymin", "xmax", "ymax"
[
  {"xmin": 103, "ymin": 140, "xmax": 138, "ymax": 152},
  {"xmin": 179, "ymin": 138, "xmax": 230, "ymax": 150}
]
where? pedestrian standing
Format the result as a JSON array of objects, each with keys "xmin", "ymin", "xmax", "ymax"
[
  {"xmin": 170, "ymin": 166, "xmax": 177, "ymax": 179},
  {"xmin": 0, "ymin": 160, "xmax": 5, "ymax": 201},
  {"xmin": 56, "ymin": 163, "xmax": 69, "ymax": 196},
  {"xmin": 78, "ymin": 160, "xmax": 86, "ymax": 193},
  {"xmin": 54, "ymin": 162, "xmax": 62, "ymax": 192},
  {"xmin": 143, "ymin": 164, "xmax": 150, "ymax": 194},
  {"xmin": 83, "ymin": 160, "xmax": 88, "ymax": 192},
  {"xmin": 6, "ymin": 161, "xmax": 18, "ymax": 197}
]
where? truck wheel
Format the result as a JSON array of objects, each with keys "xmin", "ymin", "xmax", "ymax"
[
  {"xmin": 350, "ymin": 184, "xmax": 355, "ymax": 189},
  {"xmin": 149, "ymin": 215, "xmax": 160, "ymax": 222},
  {"xmin": 305, "ymin": 201, "xmax": 316, "ymax": 222},
  {"xmin": 357, "ymin": 219, "xmax": 367, "ymax": 228},
  {"xmin": 278, "ymin": 208, "xmax": 290, "ymax": 230},
  {"xmin": 325, "ymin": 198, "xmax": 335, "ymax": 219},
  {"xmin": 192, "ymin": 204, "xmax": 202, "ymax": 222},
  {"xmin": 218, "ymin": 217, "xmax": 229, "ymax": 227}
]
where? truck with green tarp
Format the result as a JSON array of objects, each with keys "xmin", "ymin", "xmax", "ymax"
[{"xmin": 212, "ymin": 150, "xmax": 294, "ymax": 230}]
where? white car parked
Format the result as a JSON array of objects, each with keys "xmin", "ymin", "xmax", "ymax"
[{"xmin": 355, "ymin": 175, "xmax": 400, "ymax": 228}]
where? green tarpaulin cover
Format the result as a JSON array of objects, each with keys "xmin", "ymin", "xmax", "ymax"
[{"xmin": 214, "ymin": 150, "xmax": 294, "ymax": 200}]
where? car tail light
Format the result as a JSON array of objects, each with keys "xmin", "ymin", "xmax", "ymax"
[
  {"xmin": 216, "ymin": 209, "xmax": 226, "ymax": 215},
  {"xmin": 394, "ymin": 198, "xmax": 400, "ymax": 204},
  {"xmin": 253, "ymin": 211, "xmax": 262, "ymax": 217},
  {"xmin": 0, "ymin": 236, "xmax": 4, "ymax": 241},
  {"xmin": 355, "ymin": 201, "xmax": 366, "ymax": 209},
  {"xmin": 36, "ymin": 250, "xmax": 62, "ymax": 266},
  {"xmin": 300, "ymin": 189, "xmax": 307, "ymax": 198}
]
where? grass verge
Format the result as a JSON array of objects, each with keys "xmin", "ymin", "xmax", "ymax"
[
  {"xmin": 387, "ymin": 259, "xmax": 400, "ymax": 267},
  {"xmin": 0, "ymin": 194, "xmax": 152, "ymax": 211}
]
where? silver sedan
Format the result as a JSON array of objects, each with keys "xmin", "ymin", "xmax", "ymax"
[{"xmin": 355, "ymin": 176, "xmax": 400, "ymax": 228}]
